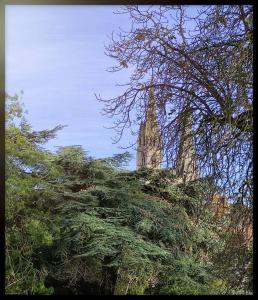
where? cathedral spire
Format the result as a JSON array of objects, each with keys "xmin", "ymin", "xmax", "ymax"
[
  {"xmin": 146, "ymin": 83, "xmax": 156, "ymax": 121},
  {"xmin": 136, "ymin": 84, "xmax": 163, "ymax": 169}
]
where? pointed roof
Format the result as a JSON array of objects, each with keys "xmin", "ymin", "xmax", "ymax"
[{"xmin": 146, "ymin": 81, "xmax": 158, "ymax": 123}]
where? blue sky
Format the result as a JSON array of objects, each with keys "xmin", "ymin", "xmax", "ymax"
[{"xmin": 6, "ymin": 5, "xmax": 137, "ymax": 169}]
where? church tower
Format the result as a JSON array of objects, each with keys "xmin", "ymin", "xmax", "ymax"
[
  {"xmin": 175, "ymin": 109, "xmax": 199, "ymax": 182},
  {"xmin": 136, "ymin": 88, "xmax": 199, "ymax": 182},
  {"xmin": 136, "ymin": 87, "xmax": 163, "ymax": 169}
]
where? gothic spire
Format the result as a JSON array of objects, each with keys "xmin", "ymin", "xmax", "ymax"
[{"xmin": 136, "ymin": 83, "xmax": 162, "ymax": 169}]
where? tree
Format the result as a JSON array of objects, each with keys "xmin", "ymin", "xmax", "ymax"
[
  {"xmin": 38, "ymin": 147, "xmax": 253, "ymax": 295},
  {"xmin": 96, "ymin": 5, "xmax": 253, "ymax": 207},
  {"xmin": 40, "ymin": 149, "xmax": 236, "ymax": 295},
  {"xmin": 5, "ymin": 94, "xmax": 63, "ymax": 294}
]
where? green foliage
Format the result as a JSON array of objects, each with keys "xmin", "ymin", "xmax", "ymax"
[
  {"xmin": 5, "ymin": 94, "xmax": 62, "ymax": 294},
  {"xmin": 103, "ymin": 151, "xmax": 133, "ymax": 169},
  {"xmin": 6, "ymin": 94, "xmax": 252, "ymax": 295},
  {"xmin": 39, "ymin": 153, "xmax": 241, "ymax": 295}
]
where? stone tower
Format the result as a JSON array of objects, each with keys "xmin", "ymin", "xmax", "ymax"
[
  {"xmin": 175, "ymin": 109, "xmax": 199, "ymax": 182},
  {"xmin": 136, "ymin": 87, "xmax": 162, "ymax": 169}
]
